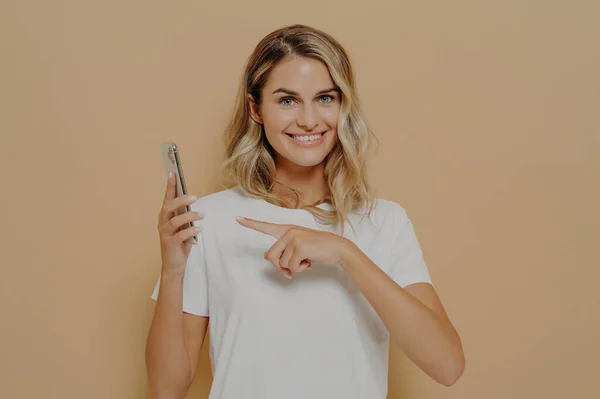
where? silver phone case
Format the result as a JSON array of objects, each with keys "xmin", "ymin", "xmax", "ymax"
[{"xmin": 160, "ymin": 142, "xmax": 198, "ymax": 245}]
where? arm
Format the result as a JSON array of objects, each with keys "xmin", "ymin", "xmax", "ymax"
[
  {"xmin": 339, "ymin": 243, "xmax": 465, "ymax": 386},
  {"xmin": 145, "ymin": 271, "xmax": 209, "ymax": 399}
]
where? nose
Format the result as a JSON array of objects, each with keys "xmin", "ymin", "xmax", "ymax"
[{"xmin": 297, "ymin": 104, "xmax": 319, "ymax": 131}]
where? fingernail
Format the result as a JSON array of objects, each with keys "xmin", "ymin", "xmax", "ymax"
[
  {"xmin": 168, "ymin": 172, "xmax": 173, "ymax": 180},
  {"xmin": 284, "ymin": 273, "xmax": 292, "ymax": 279},
  {"xmin": 236, "ymin": 216, "xmax": 245, "ymax": 221},
  {"xmin": 188, "ymin": 195, "xmax": 197, "ymax": 201}
]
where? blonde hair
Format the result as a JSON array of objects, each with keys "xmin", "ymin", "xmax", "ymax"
[{"xmin": 218, "ymin": 24, "xmax": 378, "ymax": 235}]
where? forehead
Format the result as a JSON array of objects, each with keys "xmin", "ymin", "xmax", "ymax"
[{"xmin": 264, "ymin": 56, "xmax": 335, "ymax": 94}]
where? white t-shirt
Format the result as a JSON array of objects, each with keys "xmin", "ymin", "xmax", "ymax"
[{"xmin": 151, "ymin": 186, "xmax": 432, "ymax": 399}]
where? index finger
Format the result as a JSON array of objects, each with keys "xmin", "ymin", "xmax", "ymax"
[{"xmin": 236, "ymin": 217, "xmax": 288, "ymax": 239}]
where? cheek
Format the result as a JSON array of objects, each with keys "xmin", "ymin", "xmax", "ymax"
[
  {"xmin": 263, "ymin": 108, "xmax": 295, "ymax": 132},
  {"xmin": 323, "ymin": 108, "xmax": 340, "ymax": 132}
]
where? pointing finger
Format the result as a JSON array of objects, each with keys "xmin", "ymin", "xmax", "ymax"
[{"xmin": 235, "ymin": 216, "xmax": 289, "ymax": 239}]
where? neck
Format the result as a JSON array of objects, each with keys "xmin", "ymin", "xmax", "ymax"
[{"xmin": 271, "ymin": 158, "xmax": 328, "ymax": 207}]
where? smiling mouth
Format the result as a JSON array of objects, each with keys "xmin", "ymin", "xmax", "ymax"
[{"xmin": 285, "ymin": 132, "xmax": 326, "ymax": 141}]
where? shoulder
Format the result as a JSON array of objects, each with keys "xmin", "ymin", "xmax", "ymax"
[
  {"xmin": 348, "ymin": 197, "xmax": 410, "ymax": 240},
  {"xmin": 190, "ymin": 186, "xmax": 248, "ymax": 212},
  {"xmin": 187, "ymin": 186, "xmax": 252, "ymax": 232},
  {"xmin": 366, "ymin": 197, "xmax": 409, "ymax": 226}
]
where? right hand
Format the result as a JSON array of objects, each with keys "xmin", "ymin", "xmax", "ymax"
[{"xmin": 157, "ymin": 172, "xmax": 205, "ymax": 275}]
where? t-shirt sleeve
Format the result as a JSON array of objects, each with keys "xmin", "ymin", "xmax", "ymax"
[
  {"xmin": 150, "ymin": 237, "xmax": 209, "ymax": 317},
  {"xmin": 386, "ymin": 203, "xmax": 433, "ymax": 288}
]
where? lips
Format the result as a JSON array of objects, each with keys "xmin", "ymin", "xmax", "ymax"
[{"xmin": 285, "ymin": 131, "xmax": 326, "ymax": 138}]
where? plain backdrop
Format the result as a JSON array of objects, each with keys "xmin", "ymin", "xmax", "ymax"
[{"xmin": 1, "ymin": 1, "xmax": 598, "ymax": 398}]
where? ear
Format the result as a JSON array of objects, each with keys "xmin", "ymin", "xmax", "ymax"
[{"xmin": 247, "ymin": 94, "xmax": 263, "ymax": 125}]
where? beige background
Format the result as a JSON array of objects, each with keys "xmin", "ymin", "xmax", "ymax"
[{"xmin": 1, "ymin": 0, "xmax": 598, "ymax": 398}]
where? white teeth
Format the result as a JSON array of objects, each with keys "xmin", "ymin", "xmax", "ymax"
[{"xmin": 292, "ymin": 133, "xmax": 323, "ymax": 142}]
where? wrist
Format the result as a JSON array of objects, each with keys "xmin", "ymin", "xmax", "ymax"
[
  {"xmin": 337, "ymin": 238, "xmax": 360, "ymax": 271},
  {"xmin": 161, "ymin": 268, "xmax": 185, "ymax": 282}
]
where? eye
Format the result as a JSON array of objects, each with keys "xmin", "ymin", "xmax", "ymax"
[
  {"xmin": 279, "ymin": 96, "xmax": 296, "ymax": 107},
  {"xmin": 318, "ymin": 95, "xmax": 334, "ymax": 103}
]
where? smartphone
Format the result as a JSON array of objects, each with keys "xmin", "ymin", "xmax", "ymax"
[{"xmin": 160, "ymin": 142, "xmax": 198, "ymax": 245}]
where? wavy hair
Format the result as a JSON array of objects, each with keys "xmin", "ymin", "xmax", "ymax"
[{"xmin": 218, "ymin": 24, "xmax": 379, "ymax": 235}]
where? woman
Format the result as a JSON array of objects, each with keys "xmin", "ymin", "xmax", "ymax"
[{"xmin": 146, "ymin": 24, "xmax": 464, "ymax": 399}]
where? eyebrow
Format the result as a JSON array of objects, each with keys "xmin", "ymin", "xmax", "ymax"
[{"xmin": 271, "ymin": 87, "xmax": 339, "ymax": 96}]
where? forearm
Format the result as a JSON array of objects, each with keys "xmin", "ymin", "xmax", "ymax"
[
  {"xmin": 145, "ymin": 271, "xmax": 193, "ymax": 398},
  {"xmin": 339, "ymin": 242, "xmax": 463, "ymax": 386}
]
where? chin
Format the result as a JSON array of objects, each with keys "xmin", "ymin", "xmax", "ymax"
[
  {"xmin": 289, "ymin": 156, "xmax": 327, "ymax": 167},
  {"xmin": 274, "ymin": 149, "xmax": 331, "ymax": 168}
]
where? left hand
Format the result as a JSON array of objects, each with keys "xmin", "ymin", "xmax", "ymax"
[{"xmin": 235, "ymin": 216, "xmax": 349, "ymax": 278}]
